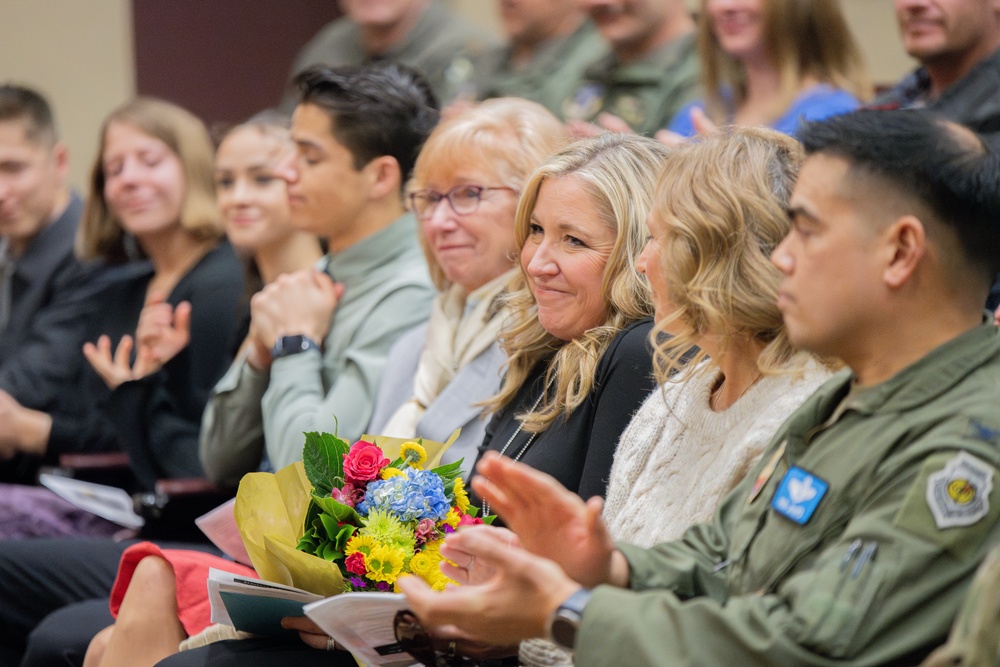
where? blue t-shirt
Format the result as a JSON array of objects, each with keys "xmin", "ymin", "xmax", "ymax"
[{"xmin": 667, "ymin": 84, "xmax": 860, "ymax": 137}]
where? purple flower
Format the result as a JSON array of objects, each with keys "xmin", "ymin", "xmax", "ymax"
[{"xmin": 349, "ymin": 576, "xmax": 367, "ymax": 589}]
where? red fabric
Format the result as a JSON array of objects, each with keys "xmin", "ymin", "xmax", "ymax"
[{"xmin": 109, "ymin": 541, "xmax": 257, "ymax": 636}]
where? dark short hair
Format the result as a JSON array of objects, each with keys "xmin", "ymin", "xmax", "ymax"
[
  {"xmin": 293, "ymin": 63, "xmax": 439, "ymax": 183},
  {"xmin": 0, "ymin": 83, "xmax": 57, "ymax": 145},
  {"xmin": 799, "ymin": 109, "xmax": 1000, "ymax": 280}
]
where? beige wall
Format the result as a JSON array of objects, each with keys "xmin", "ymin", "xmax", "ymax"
[{"xmin": 0, "ymin": 0, "xmax": 135, "ymax": 192}]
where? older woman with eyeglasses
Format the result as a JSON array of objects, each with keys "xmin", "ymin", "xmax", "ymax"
[{"xmin": 368, "ymin": 97, "xmax": 570, "ymax": 470}]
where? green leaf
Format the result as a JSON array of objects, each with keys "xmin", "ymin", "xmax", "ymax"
[
  {"xmin": 302, "ymin": 431, "xmax": 351, "ymax": 495},
  {"xmin": 432, "ymin": 460, "xmax": 464, "ymax": 484},
  {"xmin": 319, "ymin": 513, "xmax": 341, "ymax": 540},
  {"xmin": 333, "ymin": 524, "xmax": 356, "ymax": 552},
  {"xmin": 312, "ymin": 493, "xmax": 363, "ymax": 525}
]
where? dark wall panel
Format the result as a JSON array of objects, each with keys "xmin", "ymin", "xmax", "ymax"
[{"xmin": 132, "ymin": 0, "xmax": 341, "ymax": 128}]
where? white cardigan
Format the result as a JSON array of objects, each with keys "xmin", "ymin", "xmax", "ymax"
[{"xmin": 604, "ymin": 360, "xmax": 832, "ymax": 546}]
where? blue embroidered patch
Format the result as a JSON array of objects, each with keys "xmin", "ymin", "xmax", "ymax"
[{"xmin": 772, "ymin": 466, "xmax": 829, "ymax": 525}]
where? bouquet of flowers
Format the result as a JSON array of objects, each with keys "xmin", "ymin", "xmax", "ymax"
[
  {"xmin": 232, "ymin": 427, "xmax": 489, "ymax": 597},
  {"xmin": 295, "ymin": 432, "xmax": 490, "ymax": 592}
]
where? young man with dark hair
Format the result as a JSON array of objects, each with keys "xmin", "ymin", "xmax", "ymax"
[
  {"xmin": 0, "ymin": 84, "xmax": 105, "ymax": 481},
  {"xmin": 399, "ymin": 109, "xmax": 1000, "ymax": 667},
  {"xmin": 200, "ymin": 62, "xmax": 439, "ymax": 476}
]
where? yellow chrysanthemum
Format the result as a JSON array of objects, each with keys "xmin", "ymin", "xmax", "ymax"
[
  {"xmin": 431, "ymin": 571, "xmax": 458, "ymax": 591},
  {"xmin": 408, "ymin": 550, "xmax": 437, "ymax": 577},
  {"xmin": 423, "ymin": 538, "xmax": 444, "ymax": 555},
  {"xmin": 452, "ymin": 477, "xmax": 470, "ymax": 514},
  {"xmin": 365, "ymin": 544, "xmax": 407, "ymax": 584},
  {"xmin": 345, "ymin": 534, "xmax": 379, "ymax": 557},
  {"xmin": 380, "ymin": 466, "xmax": 404, "ymax": 480},
  {"xmin": 442, "ymin": 508, "xmax": 461, "ymax": 529},
  {"xmin": 400, "ymin": 441, "xmax": 427, "ymax": 468}
]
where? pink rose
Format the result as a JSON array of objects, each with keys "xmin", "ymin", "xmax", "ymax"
[
  {"xmin": 345, "ymin": 552, "xmax": 367, "ymax": 576},
  {"xmin": 457, "ymin": 514, "xmax": 484, "ymax": 527},
  {"xmin": 343, "ymin": 441, "xmax": 389, "ymax": 483}
]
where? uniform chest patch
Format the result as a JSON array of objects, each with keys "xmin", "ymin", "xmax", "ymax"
[
  {"xmin": 772, "ymin": 466, "xmax": 828, "ymax": 524},
  {"xmin": 926, "ymin": 451, "xmax": 994, "ymax": 529}
]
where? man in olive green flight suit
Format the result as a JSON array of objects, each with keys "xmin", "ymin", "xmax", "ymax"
[
  {"xmin": 280, "ymin": 0, "xmax": 498, "ymax": 110},
  {"xmin": 443, "ymin": 0, "xmax": 606, "ymax": 118},
  {"xmin": 562, "ymin": 0, "xmax": 699, "ymax": 136},
  {"xmin": 399, "ymin": 110, "xmax": 1000, "ymax": 666}
]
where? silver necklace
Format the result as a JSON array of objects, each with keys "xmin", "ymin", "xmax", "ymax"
[{"xmin": 482, "ymin": 376, "xmax": 554, "ymax": 517}]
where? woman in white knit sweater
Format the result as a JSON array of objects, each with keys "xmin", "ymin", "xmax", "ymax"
[{"xmin": 519, "ymin": 127, "xmax": 835, "ymax": 666}]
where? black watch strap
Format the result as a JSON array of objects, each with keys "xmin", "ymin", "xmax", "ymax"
[
  {"xmin": 271, "ymin": 334, "xmax": 320, "ymax": 359},
  {"xmin": 548, "ymin": 588, "xmax": 592, "ymax": 651}
]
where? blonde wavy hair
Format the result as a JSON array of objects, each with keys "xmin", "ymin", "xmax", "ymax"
[
  {"xmin": 487, "ymin": 133, "xmax": 668, "ymax": 432},
  {"xmin": 651, "ymin": 126, "xmax": 808, "ymax": 383},
  {"xmin": 77, "ymin": 97, "xmax": 221, "ymax": 263},
  {"xmin": 408, "ymin": 98, "xmax": 570, "ymax": 290},
  {"xmin": 698, "ymin": 0, "xmax": 873, "ymax": 126}
]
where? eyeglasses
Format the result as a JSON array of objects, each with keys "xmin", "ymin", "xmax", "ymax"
[{"xmin": 408, "ymin": 185, "xmax": 517, "ymax": 220}]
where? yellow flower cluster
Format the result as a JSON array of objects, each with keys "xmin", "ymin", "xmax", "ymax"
[
  {"xmin": 406, "ymin": 538, "xmax": 458, "ymax": 591},
  {"xmin": 345, "ymin": 534, "xmax": 410, "ymax": 584}
]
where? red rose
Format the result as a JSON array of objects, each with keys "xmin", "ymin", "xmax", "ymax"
[
  {"xmin": 343, "ymin": 440, "xmax": 389, "ymax": 483},
  {"xmin": 345, "ymin": 552, "xmax": 367, "ymax": 576}
]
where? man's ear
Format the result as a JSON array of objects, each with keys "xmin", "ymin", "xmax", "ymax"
[
  {"xmin": 50, "ymin": 142, "xmax": 69, "ymax": 181},
  {"xmin": 882, "ymin": 215, "xmax": 926, "ymax": 288},
  {"xmin": 363, "ymin": 156, "xmax": 402, "ymax": 202}
]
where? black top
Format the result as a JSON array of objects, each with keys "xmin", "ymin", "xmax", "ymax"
[
  {"xmin": 472, "ymin": 318, "xmax": 656, "ymax": 511},
  {"xmin": 48, "ymin": 241, "xmax": 245, "ymax": 490}
]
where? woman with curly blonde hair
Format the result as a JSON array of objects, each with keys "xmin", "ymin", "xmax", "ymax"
[
  {"xmin": 602, "ymin": 126, "xmax": 834, "ymax": 546},
  {"xmin": 473, "ymin": 132, "xmax": 668, "ymax": 508}
]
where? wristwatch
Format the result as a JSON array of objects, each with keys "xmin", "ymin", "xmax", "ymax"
[
  {"xmin": 548, "ymin": 588, "xmax": 592, "ymax": 650},
  {"xmin": 270, "ymin": 334, "xmax": 320, "ymax": 359}
]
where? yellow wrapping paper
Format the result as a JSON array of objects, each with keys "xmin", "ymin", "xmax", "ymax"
[{"xmin": 233, "ymin": 429, "xmax": 460, "ymax": 595}]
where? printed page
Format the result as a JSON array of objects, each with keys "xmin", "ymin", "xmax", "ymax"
[
  {"xmin": 38, "ymin": 474, "xmax": 144, "ymax": 529},
  {"xmin": 305, "ymin": 592, "xmax": 414, "ymax": 667}
]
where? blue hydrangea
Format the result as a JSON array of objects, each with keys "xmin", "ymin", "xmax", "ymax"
[{"xmin": 357, "ymin": 468, "xmax": 450, "ymax": 523}]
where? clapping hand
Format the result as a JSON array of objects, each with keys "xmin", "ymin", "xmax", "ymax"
[
  {"xmin": 246, "ymin": 270, "xmax": 343, "ymax": 370},
  {"xmin": 83, "ymin": 334, "xmax": 159, "ymax": 390},
  {"xmin": 136, "ymin": 292, "xmax": 191, "ymax": 371},
  {"xmin": 0, "ymin": 389, "xmax": 51, "ymax": 458},
  {"xmin": 471, "ymin": 452, "xmax": 622, "ymax": 588},
  {"xmin": 397, "ymin": 525, "xmax": 581, "ymax": 645}
]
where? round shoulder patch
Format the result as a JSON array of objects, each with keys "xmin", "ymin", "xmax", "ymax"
[{"xmin": 926, "ymin": 452, "xmax": 994, "ymax": 529}]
